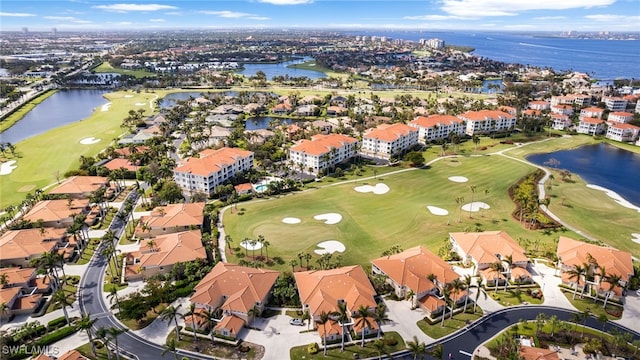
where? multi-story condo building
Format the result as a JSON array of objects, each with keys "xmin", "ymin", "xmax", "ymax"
[
  {"xmin": 458, "ymin": 110, "xmax": 516, "ymax": 136},
  {"xmin": 550, "ymin": 94, "xmax": 590, "ymax": 107},
  {"xmin": 551, "ymin": 105, "xmax": 574, "ymax": 116},
  {"xmin": 528, "ymin": 100, "xmax": 550, "ymax": 111},
  {"xmin": 551, "ymin": 114, "xmax": 572, "ymax": 130},
  {"xmin": 409, "ymin": 115, "xmax": 465, "ymax": 143},
  {"xmin": 580, "ymin": 107, "xmax": 604, "ymax": 119},
  {"xmin": 605, "ymin": 122, "xmax": 640, "ymax": 142},
  {"xmin": 603, "ymin": 96, "xmax": 628, "ymax": 112},
  {"xmin": 607, "ymin": 111, "xmax": 634, "ymax": 123},
  {"xmin": 577, "ymin": 117, "xmax": 605, "ymax": 135},
  {"xmin": 360, "ymin": 123, "xmax": 419, "ymax": 159},
  {"xmin": 289, "ymin": 134, "xmax": 358, "ymax": 175},
  {"xmin": 173, "ymin": 147, "xmax": 254, "ymax": 195}
]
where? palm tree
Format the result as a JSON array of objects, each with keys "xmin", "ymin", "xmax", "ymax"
[
  {"xmin": 597, "ymin": 313, "xmax": 608, "ymax": 339},
  {"xmin": 162, "ymin": 339, "xmax": 180, "ymax": 360},
  {"xmin": 535, "ymin": 313, "xmax": 547, "ymax": 336},
  {"xmin": 317, "ymin": 310, "xmax": 331, "ymax": 356},
  {"xmin": 473, "ymin": 277, "xmax": 484, "ymax": 313},
  {"xmin": 106, "ymin": 327, "xmax": 127, "ymax": 360},
  {"xmin": 490, "ymin": 262, "xmax": 503, "ymax": 293},
  {"xmin": 225, "ymin": 234, "xmax": 233, "ymax": 251},
  {"xmin": 263, "ymin": 240, "xmax": 271, "ymax": 260},
  {"xmin": 257, "ymin": 234, "xmax": 265, "ymax": 258},
  {"xmin": 182, "ymin": 303, "xmax": 198, "ymax": 344},
  {"xmin": 0, "ymin": 302, "xmax": 9, "ymax": 319},
  {"xmin": 248, "ymin": 304, "xmax": 261, "ymax": 326},
  {"xmin": 429, "ymin": 344, "xmax": 444, "ymax": 359},
  {"xmin": 566, "ymin": 264, "xmax": 587, "ymax": 299},
  {"xmin": 198, "ymin": 307, "xmax": 220, "ymax": 345},
  {"xmin": 373, "ymin": 338, "xmax": 387, "ymax": 360},
  {"xmin": 595, "ymin": 265, "xmax": 607, "ymax": 303},
  {"xmin": 160, "ymin": 304, "xmax": 182, "ymax": 341},
  {"xmin": 548, "ymin": 315, "xmax": 560, "ymax": 336},
  {"xmin": 77, "ymin": 314, "xmax": 98, "ymax": 356},
  {"xmin": 503, "ymin": 255, "xmax": 513, "ymax": 291},
  {"xmin": 472, "ymin": 135, "xmax": 480, "ymax": 154},
  {"xmin": 95, "ymin": 326, "xmax": 113, "ymax": 360},
  {"xmin": 406, "ymin": 335, "xmax": 426, "ymax": 360},
  {"xmin": 354, "ymin": 305, "xmax": 373, "ymax": 347},
  {"xmin": 304, "ymin": 253, "xmax": 312, "ymax": 269},
  {"xmin": 336, "ymin": 302, "xmax": 349, "ymax": 351},
  {"xmin": 52, "ymin": 289, "xmax": 73, "ymax": 325},
  {"xmin": 468, "ymin": 185, "xmax": 477, "ymax": 218},
  {"xmin": 373, "ymin": 303, "xmax": 389, "ymax": 338},
  {"xmin": 107, "ymin": 287, "xmax": 121, "ymax": 311},
  {"xmin": 448, "ymin": 279, "xmax": 465, "ymax": 319},
  {"xmin": 455, "ymin": 196, "xmax": 464, "ymax": 223},
  {"xmin": 289, "ymin": 259, "xmax": 298, "ymax": 272},
  {"xmin": 603, "ymin": 273, "xmax": 622, "ymax": 308}
]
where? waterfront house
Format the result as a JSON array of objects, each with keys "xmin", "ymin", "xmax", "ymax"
[
  {"xmin": 409, "ymin": 115, "xmax": 465, "ymax": 143},
  {"xmin": 551, "ymin": 114, "xmax": 572, "ymax": 130},
  {"xmin": 605, "ymin": 122, "xmax": 640, "ymax": 142},
  {"xmin": 272, "ymin": 102, "xmax": 292, "ymax": 114},
  {"xmin": 360, "ymin": 123, "xmax": 419, "ymax": 159},
  {"xmin": 135, "ymin": 203, "xmax": 204, "ymax": 239},
  {"xmin": 173, "ymin": 147, "xmax": 254, "ymax": 195},
  {"xmin": 577, "ymin": 117, "xmax": 605, "ymax": 135},
  {"xmin": 457, "ymin": 110, "xmax": 516, "ymax": 136},
  {"xmin": 288, "ymin": 133, "xmax": 358, "ymax": 175},
  {"xmin": 124, "ymin": 230, "xmax": 207, "ymax": 281},
  {"xmin": 294, "ymin": 265, "xmax": 378, "ymax": 343},
  {"xmin": 371, "ymin": 246, "xmax": 464, "ymax": 315},
  {"xmin": 557, "ymin": 236, "xmax": 633, "ymax": 300},
  {"xmin": 608, "ymin": 111, "xmax": 634, "ymax": 123}
]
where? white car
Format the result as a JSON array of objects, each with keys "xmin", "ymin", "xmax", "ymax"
[{"xmin": 289, "ymin": 318, "xmax": 304, "ymax": 326}]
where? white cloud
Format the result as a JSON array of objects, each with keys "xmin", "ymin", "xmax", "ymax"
[
  {"xmin": 44, "ymin": 16, "xmax": 92, "ymax": 24},
  {"xmin": 200, "ymin": 10, "xmax": 269, "ymax": 20},
  {"xmin": 93, "ymin": 4, "xmax": 177, "ymax": 12},
  {"xmin": 249, "ymin": 16, "xmax": 271, "ymax": 20},
  {"xmin": 534, "ymin": 16, "xmax": 567, "ymax": 20},
  {"xmin": 441, "ymin": 0, "xmax": 616, "ymax": 17},
  {"xmin": 258, "ymin": 0, "xmax": 313, "ymax": 4},
  {"xmin": 165, "ymin": 11, "xmax": 182, "ymax": 15},
  {"xmin": 585, "ymin": 14, "xmax": 640, "ymax": 22},
  {"xmin": 404, "ymin": 15, "xmax": 464, "ymax": 21},
  {"xmin": 0, "ymin": 12, "xmax": 36, "ymax": 17},
  {"xmin": 149, "ymin": 18, "xmax": 165, "ymax": 22}
]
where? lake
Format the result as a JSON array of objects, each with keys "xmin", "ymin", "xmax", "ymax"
[
  {"xmin": 1, "ymin": 89, "xmax": 109, "ymax": 144},
  {"xmin": 238, "ymin": 57, "xmax": 327, "ymax": 80},
  {"xmin": 527, "ymin": 143, "xmax": 640, "ymax": 207},
  {"xmin": 245, "ymin": 117, "xmax": 297, "ymax": 130}
]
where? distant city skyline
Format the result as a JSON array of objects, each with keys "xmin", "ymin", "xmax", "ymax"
[{"xmin": 1, "ymin": 0, "xmax": 639, "ymax": 32}]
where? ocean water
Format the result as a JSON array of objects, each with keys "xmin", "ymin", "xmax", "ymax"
[{"xmin": 347, "ymin": 31, "xmax": 640, "ymax": 81}]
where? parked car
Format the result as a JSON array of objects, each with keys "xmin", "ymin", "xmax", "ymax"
[{"xmin": 289, "ymin": 318, "xmax": 304, "ymax": 326}]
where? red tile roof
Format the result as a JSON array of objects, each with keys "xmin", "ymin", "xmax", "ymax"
[
  {"xmin": 290, "ymin": 134, "xmax": 357, "ymax": 156},
  {"xmin": 450, "ymin": 231, "xmax": 528, "ymax": 265},
  {"xmin": 410, "ymin": 115, "xmax": 463, "ymax": 128},
  {"xmin": 364, "ymin": 123, "xmax": 418, "ymax": 142},
  {"xmin": 174, "ymin": 147, "xmax": 253, "ymax": 177},
  {"xmin": 557, "ymin": 236, "xmax": 633, "ymax": 281}
]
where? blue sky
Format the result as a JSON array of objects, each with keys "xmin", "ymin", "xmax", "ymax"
[{"xmin": 1, "ymin": 0, "xmax": 639, "ymax": 32}]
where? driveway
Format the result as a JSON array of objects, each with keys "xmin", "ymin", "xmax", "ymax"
[{"xmin": 381, "ymin": 298, "xmax": 433, "ymax": 343}]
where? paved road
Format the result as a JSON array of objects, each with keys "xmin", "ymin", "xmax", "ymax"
[{"xmin": 391, "ymin": 306, "xmax": 640, "ymax": 359}]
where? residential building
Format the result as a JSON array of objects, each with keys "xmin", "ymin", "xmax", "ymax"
[
  {"xmin": 450, "ymin": 231, "xmax": 530, "ymax": 286},
  {"xmin": 289, "ymin": 134, "xmax": 358, "ymax": 175},
  {"xmin": 135, "ymin": 203, "xmax": 204, "ymax": 239},
  {"xmin": 580, "ymin": 107, "xmax": 604, "ymax": 119},
  {"xmin": 551, "ymin": 114, "xmax": 572, "ymax": 130},
  {"xmin": 605, "ymin": 122, "xmax": 640, "ymax": 142},
  {"xmin": 173, "ymin": 147, "xmax": 254, "ymax": 195},
  {"xmin": 522, "ymin": 109, "xmax": 542, "ymax": 118},
  {"xmin": 294, "ymin": 265, "xmax": 378, "ymax": 342},
  {"xmin": 409, "ymin": 115, "xmax": 465, "ymax": 143},
  {"xmin": 577, "ymin": 117, "xmax": 605, "ymax": 135},
  {"xmin": 124, "ymin": 230, "xmax": 207, "ymax": 281},
  {"xmin": 458, "ymin": 110, "xmax": 516, "ymax": 136},
  {"xmin": 608, "ymin": 111, "xmax": 634, "ymax": 123},
  {"xmin": 360, "ymin": 123, "xmax": 419, "ymax": 159},
  {"xmin": 499, "ymin": 106, "xmax": 517, "ymax": 116},
  {"xmin": 22, "ymin": 199, "xmax": 91, "ymax": 228},
  {"xmin": 550, "ymin": 105, "xmax": 574, "ymax": 116},
  {"xmin": 603, "ymin": 96, "xmax": 628, "ymax": 111},
  {"xmin": 0, "ymin": 286, "xmax": 44, "ymax": 320},
  {"xmin": 101, "ymin": 158, "xmax": 137, "ymax": 172},
  {"xmin": 550, "ymin": 95, "xmax": 574, "ymax": 106},
  {"xmin": 190, "ymin": 262, "xmax": 279, "ymax": 335},
  {"xmin": 0, "ymin": 228, "xmax": 69, "ymax": 267},
  {"xmin": 550, "ymin": 94, "xmax": 590, "ymax": 107},
  {"xmin": 557, "ymin": 236, "xmax": 633, "ymax": 300},
  {"xmin": 272, "ymin": 102, "xmax": 292, "ymax": 114},
  {"xmin": 519, "ymin": 346, "xmax": 560, "ymax": 360},
  {"xmin": 118, "ymin": 125, "xmax": 161, "ymax": 145},
  {"xmin": 371, "ymin": 246, "xmax": 464, "ymax": 315},
  {"xmin": 48, "ymin": 176, "xmax": 110, "ymax": 199},
  {"xmin": 326, "ymin": 106, "xmax": 348, "ymax": 116},
  {"xmin": 528, "ymin": 101, "xmax": 550, "ymax": 111}
]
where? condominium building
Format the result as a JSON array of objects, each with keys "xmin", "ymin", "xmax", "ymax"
[
  {"xmin": 580, "ymin": 107, "xmax": 604, "ymax": 119},
  {"xmin": 289, "ymin": 133, "xmax": 358, "ymax": 175},
  {"xmin": 360, "ymin": 123, "xmax": 419, "ymax": 159},
  {"xmin": 603, "ymin": 97, "xmax": 628, "ymax": 112},
  {"xmin": 577, "ymin": 117, "xmax": 605, "ymax": 135},
  {"xmin": 605, "ymin": 122, "xmax": 640, "ymax": 142},
  {"xmin": 607, "ymin": 111, "xmax": 634, "ymax": 124},
  {"xmin": 409, "ymin": 115, "xmax": 465, "ymax": 143},
  {"xmin": 458, "ymin": 110, "xmax": 516, "ymax": 136}
]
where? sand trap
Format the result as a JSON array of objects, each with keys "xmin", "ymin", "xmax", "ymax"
[
  {"xmin": 427, "ymin": 206, "xmax": 449, "ymax": 216},
  {"xmin": 314, "ymin": 240, "xmax": 346, "ymax": 255},
  {"xmin": 135, "ymin": 102, "xmax": 146, "ymax": 106},
  {"xmin": 461, "ymin": 202, "xmax": 490, "ymax": 212},
  {"xmin": 587, "ymin": 184, "xmax": 640, "ymax": 213},
  {"xmin": 0, "ymin": 160, "xmax": 17, "ymax": 175},
  {"xmin": 80, "ymin": 137, "xmax": 101, "ymax": 145},
  {"xmin": 448, "ymin": 176, "xmax": 469, "ymax": 183},
  {"xmin": 240, "ymin": 240, "xmax": 263, "ymax": 250},
  {"xmin": 101, "ymin": 103, "xmax": 111, "ymax": 112},
  {"xmin": 282, "ymin": 217, "xmax": 301, "ymax": 224},
  {"xmin": 632, "ymin": 233, "xmax": 640, "ymax": 244},
  {"xmin": 314, "ymin": 213, "xmax": 342, "ymax": 225},
  {"xmin": 124, "ymin": 95, "xmax": 134, "ymax": 98},
  {"xmin": 354, "ymin": 183, "xmax": 390, "ymax": 195}
]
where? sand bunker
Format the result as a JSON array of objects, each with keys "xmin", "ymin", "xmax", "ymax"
[
  {"xmin": 282, "ymin": 217, "xmax": 301, "ymax": 224},
  {"xmin": 632, "ymin": 233, "xmax": 640, "ymax": 244},
  {"xmin": 101, "ymin": 103, "xmax": 111, "ymax": 112},
  {"xmin": 0, "ymin": 160, "xmax": 17, "ymax": 175},
  {"xmin": 124, "ymin": 95, "xmax": 134, "ymax": 98},
  {"xmin": 80, "ymin": 137, "xmax": 101, "ymax": 145},
  {"xmin": 427, "ymin": 206, "xmax": 449, "ymax": 216},
  {"xmin": 354, "ymin": 183, "xmax": 390, "ymax": 195},
  {"xmin": 135, "ymin": 102, "xmax": 146, "ymax": 106},
  {"xmin": 314, "ymin": 240, "xmax": 346, "ymax": 255},
  {"xmin": 240, "ymin": 240, "xmax": 263, "ymax": 250},
  {"xmin": 587, "ymin": 184, "xmax": 640, "ymax": 213},
  {"xmin": 448, "ymin": 176, "xmax": 469, "ymax": 183},
  {"xmin": 461, "ymin": 202, "xmax": 490, "ymax": 212},
  {"xmin": 314, "ymin": 213, "xmax": 342, "ymax": 225}
]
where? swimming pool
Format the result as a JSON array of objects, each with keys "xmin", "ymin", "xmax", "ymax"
[{"xmin": 254, "ymin": 184, "xmax": 268, "ymax": 192}]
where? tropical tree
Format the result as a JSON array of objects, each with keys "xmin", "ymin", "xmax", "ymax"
[
  {"xmin": 503, "ymin": 254, "xmax": 514, "ymax": 291},
  {"xmin": 336, "ymin": 301, "xmax": 349, "ymax": 351},
  {"xmin": 429, "ymin": 344, "xmax": 444, "ymax": 359},
  {"xmin": 489, "ymin": 262, "xmax": 503, "ymax": 293},
  {"xmin": 107, "ymin": 326, "xmax": 128, "ymax": 360},
  {"xmin": 289, "ymin": 259, "xmax": 298, "ymax": 272},
  {"xmin": 472, "ymin": 135, "xmax": 480, "ymax": 154},
  {"xmin": 455, "ymin": 196, "xmax": 464, "ymax": 223},
  {"xmin": 162, "ymin": 338, "xmax": 180, "ymax": 360},
  {"xmin": 373, "ymin": 303, "xmax": 389, "ymax": 338},
  {"xmin": 248, "ymin": 304, "xmax": 261, "ymax": 326},
  {"xmin": 52, "ymin": 290, "xmax": 73, "ymax": 325},
  {"xmin": 535, "ymin": 313, "xmax": 547, "ymax": 336},
  {"xmin": 473, "ymin": 277, "xmax": 484, "ymax": 313},
  {"xmin": 603, "ymin": 273, "xmax": 622, "ymax": 309},
  {"xmin": 182, "ymin": 303, "xmax": 199, "ymax": 344},
  {"xmin": 95, "ymin": 326, "xmax": 113, "ymax": 360},
  {"xmin": 373, "ymin": 338, "xmax": 388, "ymax": 360},
  {"xmin": 548, "ymin": 315, "xmax": 560, "ymax": 337},
  {"xmin": 198, "ymin": 307, "xmax": 220, "ymax": 345},
  {"xmin": 354, "ymin": 305, "xmax": 373, "ymax": 347},
  {"xmin": 317, "ymin": 310, "xmax": 331, "ymax": 356},
  {"xmin": 566, "ymin": 264, "xmax": 587, "ymax": 299},
  {"xmin": 468, "ymin": 185, "xmax": 477, "ymax": 218},
  {"xmin": 406, "ymin": 335, "xmax": 426, "ymax": 360},
  {"xmin": 225, "ymin": 234, "xmax": 233, "ymax": 251},
  {"xmin": 77, "ymin": 314, "xmax": 98, "ymax": 356},
  {"xmin": 160, "ymin": 304, "xmax": 182, "ymax": 341}
]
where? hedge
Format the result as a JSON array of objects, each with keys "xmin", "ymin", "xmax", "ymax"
[
  {"xmin": 34, "ymin": 326, "xmax": 78, "ymax": 346},
  {"xmin": 47, "ymin": 316, "xmax": 68, "ymax": 330}
]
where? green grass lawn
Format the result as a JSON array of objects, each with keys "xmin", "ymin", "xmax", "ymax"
[
  {"xmin": 289, "ymin": 331, "xmax": 405, "ymax": 360},
  {"xmin": 93, "ymin": 62, "xmax": 157, "ymax": 78},
  {"xmin": 224, "ymin": 155, "xmax": 583, "ymax": 271},
  {"xmin": 0, "ymin": 90, "xmax": 159, "ymax": 209},
  {"xmin": 417, "ymin": 307, "xmax": 483, "ymax": 339},
  {"xmin": 167, "ymin": 330, "xmax": 262, "ymax": 360},
  {"xmin": 75, "ymin": 238, "xmax": 101, "ymax": 265},
  {"xmin": 488, "ymin": 288, "xmax": 544, "ymax": 306},
  {"xmin": 560, "ymin": 290, "xmax": 622, "ymax": 320}
]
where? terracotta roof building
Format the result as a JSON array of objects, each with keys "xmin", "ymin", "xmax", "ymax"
[
  {"xmin": 135, "ymin": 202, "xmax": 204, "ymax": 239},
  {"xmin": 0, "ymin": 228, "xmax": 68, "ymax": 267},
  {"xmin": 173, "ymin": 147, "xmax": 254, "ymax": 195},
  {"xmin": 608, "ymin": 111, "xmax": 634, "ymax": 123},
  {"xmin": 360, "ymin": 123, "xmax": 419, "ymax": 159},
  {"xmin": 22, "ymin": 199, "xmax": 90, "ymax": 228},
  {"xmin": 605, "ymin": 122, "xmax": 640, "ymax": 142},
  {"xmin": 48, "ymin": 176, "xmax": 109, "ymax": 199},
  {"xmin": 457, "ymin": 110, "xmax": 516, "ymax": 136},
  {"xmin": 409, "ymin": 115, "xmax": 465, "ymax": 143},
  {"xmin": 577, "ymin": 117, "xmax": 605, "ymax": 135},
  {"xmin": 289, "ymin": 134, "xmax": 358, "ymax": 175},
  {"xmin": 124, "ymin": 230, "xmax": 207, "ymax": 281}
]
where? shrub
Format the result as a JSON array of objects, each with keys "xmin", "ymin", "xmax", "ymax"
[
  {"xmin": 308, "ymin": 342, "xmax": 319, "ymax": 354},
  {"xmin": 35, "ymin": 326, "xmax": 78, "ymax": 346},
  {"xmin": 47, "ymin": 316, "xmax": 68, "ymax": 330},
  {"xmin": 384, "ymin": 336, "xmax": 398, "ymax": 346}
]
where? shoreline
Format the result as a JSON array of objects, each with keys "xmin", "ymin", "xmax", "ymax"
[{"xmin": 0, "ymin": 89, "xmax": 57, "ymax": 134}]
